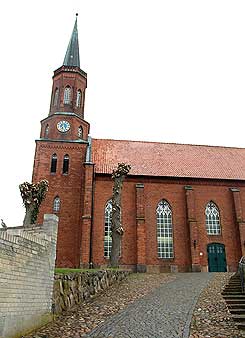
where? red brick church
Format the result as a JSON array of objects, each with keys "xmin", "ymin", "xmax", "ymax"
[{"xmin": 33, "ymin": 16, "xmax": 245, "ymax": 273}]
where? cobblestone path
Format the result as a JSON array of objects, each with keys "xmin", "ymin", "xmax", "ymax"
[{"xmin": 85, "ymin": 273, "xmax": 213, "ymax": 338}]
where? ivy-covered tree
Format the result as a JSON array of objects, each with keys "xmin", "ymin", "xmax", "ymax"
[
  {"xmin": 110, "ymin": 163, "xmax": 131, "ymax": 268},
  {"xmin": 19, "ymin": 180, "xmax": 49, "ymax": 225}
]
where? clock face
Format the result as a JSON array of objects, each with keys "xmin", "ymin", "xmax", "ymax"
[{"xmin": 57, "ymin": 120, "xmax": 70, "ymax": 133}]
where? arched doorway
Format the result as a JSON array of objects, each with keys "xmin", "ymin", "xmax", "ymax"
[{"xmin": 207, "ymin": 243, "xmax": 227, "ymax": 272}]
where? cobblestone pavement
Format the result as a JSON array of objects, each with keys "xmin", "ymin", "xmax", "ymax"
[{"xmin": 85, "ymin": 273, "xmax": 213, "ymax": 338}]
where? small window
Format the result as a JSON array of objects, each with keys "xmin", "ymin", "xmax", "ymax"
[
  {"xmin": 64, "ymin": 86, "xmax": 71, "ymax": 104},
  {"xmin": 205, "ymin": 201, "xmax": 221, "ymax": 235},
  {"xmin": 50, "ymin": 154, "xmax": 57, "ymax": 173},
  {"xmin": 53, "ymin": 88, "xmax": 59, "ymax": 106},
  {"xmin": 45, "ymin": 124, "xmax": 49, "ymax": 138},
  {"xmin": 78, "ymin": 126, "xmax": 83, "ymax": 139},
  {"xmin": 63, "ymin": 154, "xmax": 69, "ymax": 174},
  {"xmin": 76, "ymin": 90, "xmax": 82, "ymax": 107},
  {"xmin": 53, "ymin": 196, "xmax": 60, "ymax": 212}
]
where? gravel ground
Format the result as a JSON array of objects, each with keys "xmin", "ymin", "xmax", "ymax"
[
  {"xmin": 190, "ymin": 273, "xmax": 245, "ymax": 338},
  {"xmin": 24, "ymin": 273, "xmax": 175, "ymax": 338}
]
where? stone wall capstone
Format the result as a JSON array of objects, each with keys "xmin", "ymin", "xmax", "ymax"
[{"xmin": 0, "ymin": 214, "xmax": 58, "ymax": 338}]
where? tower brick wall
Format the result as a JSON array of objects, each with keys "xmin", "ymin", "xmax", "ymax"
[{"xmin": 33, "ymin": 141, "xmax": 87, "ymax": 267}]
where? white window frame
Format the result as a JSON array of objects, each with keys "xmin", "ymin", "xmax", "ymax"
[
  {"xmin": 64, "ymin": 86, "xmax": 71, "ymax": 104},
  {"xmin": 205, "ymin": 201, "xmax": 221, "ymax": 235},
  {"xmin": 104, "ymin": 200, "xmax": 112, "ymax": 258},
  {"xmin": 53, "ymin": 197, "xmax": 60, "ymax": 212},
  {"xmin": 156, "ymin": 200, "xmax": 174, "ymax": 259},
  {"xmin": 76, "ymin": 89, "xmax": 82, "ymax": 107}
]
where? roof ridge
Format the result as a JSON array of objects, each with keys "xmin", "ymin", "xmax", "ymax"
[{"xmin": 92, "ymin": 137, "xmax": 245, "ymax": 150}]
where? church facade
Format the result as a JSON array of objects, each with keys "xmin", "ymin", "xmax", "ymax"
[{"xmin": 33, "ymin": 17, "xmax": 245, "ymax": 273}]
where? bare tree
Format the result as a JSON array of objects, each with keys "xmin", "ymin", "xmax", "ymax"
[{"xmin": 110, "ymin": 163, "xmax": 131, "ymax": 268}]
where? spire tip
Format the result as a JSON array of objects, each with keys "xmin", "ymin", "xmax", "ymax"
[{"xmin": 76, "ymin": 13, "xmax": 78, "ymax": 17}]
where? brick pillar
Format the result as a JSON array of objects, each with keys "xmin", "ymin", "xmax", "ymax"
[
  {"xmin": 136, "ymin": 183, "xmax": 146, "ymax": 272},
  {"xmin": 81, "ymin": 163, "xmax": 94, "ymax": 268},
  {"xmin": 184, "ymin": 186, "xmax": 201, "ymax": 272},
  {"xmin": 230, "ymin": 188, "xmax": 245, "ymax": 256}
]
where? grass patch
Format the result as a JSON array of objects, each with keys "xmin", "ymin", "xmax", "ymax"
[
  {"xmin": 55, "ymin": 267, "xmax": 123, "ymax": 274},
  {"xmin": 55, "ymin": 268, "xmax": 98, "ymax": 274}
]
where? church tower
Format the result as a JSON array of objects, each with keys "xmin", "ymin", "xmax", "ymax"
[{"xmin": 32, "ymin": 15, "xmax": 90, "ymax": 267}]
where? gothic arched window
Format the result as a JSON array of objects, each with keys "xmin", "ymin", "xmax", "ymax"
[
  {"xmin": 45, "ymin": 124, "xmax": 49, "ymax": 138},
  {"xmin": 64, "ymin": 86, "xmax": 71, "ymax": 104},
  {"xmin": 78, "ymin": 126, "xmax": 83, "ymax": 139},
  {"xmin": 205, "ymin": 201, "xmax": 221, "ymax": 235},
  {"xmin": 76, "ymin": 89, "xmax": 82, "ymax": 107},
  {"xmin": 50, "ymin": 153, "xmax": 57, "ymax": 173},
  {"xmin": 156, "ymin": 200, "xmax": 174, "ymax": 258},
  {"xmin": 104, "ymin": 199, "xmax": 112, "ymax": 258},
  {"xmin": 53, "ymin": 88, "xmax": 59, "ymax": 106},
  {"xmin": 53, "ymin": 196, "xmax": 60, "ymax": 212},
  {"xmin": 63, "ymin": 154, "xmax": 69, "ymax": 174}
]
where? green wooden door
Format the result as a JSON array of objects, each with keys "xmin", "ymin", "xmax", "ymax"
[{"xmin": 207, "ymin": 243, "xmax": 227, "ymax": 272}]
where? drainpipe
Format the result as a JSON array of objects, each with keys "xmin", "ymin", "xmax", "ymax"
[{"xmin": 89, "ymin": 165, "xmax": 95, "ymax": 268}]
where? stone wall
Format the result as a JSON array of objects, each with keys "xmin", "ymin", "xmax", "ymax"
[
  {"xmin": 0, "ymin": 214, "xmax": 58, "ymax": 338},
  {"xmin": 53, "ymin": 270, "xmax": 131, "ymax": 314}
]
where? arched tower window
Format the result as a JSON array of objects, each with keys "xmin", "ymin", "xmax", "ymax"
[
  {"xmin": 53, "ymin": 88, "xmax": 59, "ymax": 106},
  {"xmin": 205, "ymin": 201, "xmax": 221, "ymax": 235},
  {"xmin": 64, "ymin": 86, "xmax": 71, "ymax": 104},
  {"xmin": 50, "ymin": 153, "xmax": 57, "ymax": 173},
  {"xmin": 76, "ymin": 89, "xmax": 82, "ymax": 107},
  {"xmin": 104, "ymin": 199, "xmax": 112, "ymax": 258},
  {"xmin": 53, "ymin": 196, "xmax": 60, "ymax": 212},
  {"xmin": 156, "ymin": 200, "xmax": 174, "ymax": 258},
  {"xmin": 45, "ymin": 124, "xmax": 49, "ymax": 138},
  {"xmin": 78, "ymin": 126, "xmax": 83, "ymax": 139},
  {"xmin": 63, "ymin": 154, "xmax": 69, "ymax": 174}
]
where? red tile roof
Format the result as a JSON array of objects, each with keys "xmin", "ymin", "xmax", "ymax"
[{"xmin": 92, "ymin": 138, "xmax": 245, "ymax": 180}]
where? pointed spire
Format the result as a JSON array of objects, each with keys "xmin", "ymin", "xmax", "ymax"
[{"xmin": 63, "ymin": 14, "xmax": 80, "ymax": 67}]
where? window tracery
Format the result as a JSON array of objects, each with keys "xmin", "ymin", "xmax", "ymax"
[
  {"xmin": 104, "ymin": 200, "xmax": 112, "ymax": 258},
  {"xmin": 64, "ymin": 86, "xmax": 71, "ymax": 104},
  {"xmin": 156, "ymin": 200, "xmax": 174, "ymax": 258},
  {"xmin": 53, "ymin": 196, "xmax": 60, "ymax": 212},
  {"xmin": 205, "ymin": 201, "xmax": 221, "ymax": 235}
]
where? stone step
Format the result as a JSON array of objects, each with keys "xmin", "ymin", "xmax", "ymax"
[
  {"xmin": 224, "ymin": 288, "xmax": 243, "ymax": 292},
  {"xmin": 224, "ymin": 287, "xmax": 242, "ymax": 290},
  {"xmin": 229, "ymin": 308, "xmax": 245, "ymax": 315},
  {"xmin": 232, "ymin": 314, "xmax": 245, "ymax": 322},
  {"xmin": 229, "ymin": 279, "xmax": 241, "ymax": 283},
  {"xmin": 228, "ymin": 303, "xmax": 245, "ymax": 309},
  {"xmin": 226, "ymin": 282, "xmax": 241, "ymax": 285},
  {"xmin": 223, "ymin": 294, "xmax": 245, "ymax": 299},
  {"xmin": 222, "ymin": 292, "xmax": 244, "ymax": 295},
  {"xmin": 225, "ymin": 299, "xmax": 245, "ymax": 305},
  {"xmin": 237, "ymin": 322, "xmax": 245, "ymax": 330}
]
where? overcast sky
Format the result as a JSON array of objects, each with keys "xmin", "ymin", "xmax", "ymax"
[{"xmin": 1, "ymin": 0, "xmax": 245, "ymax": 226}]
